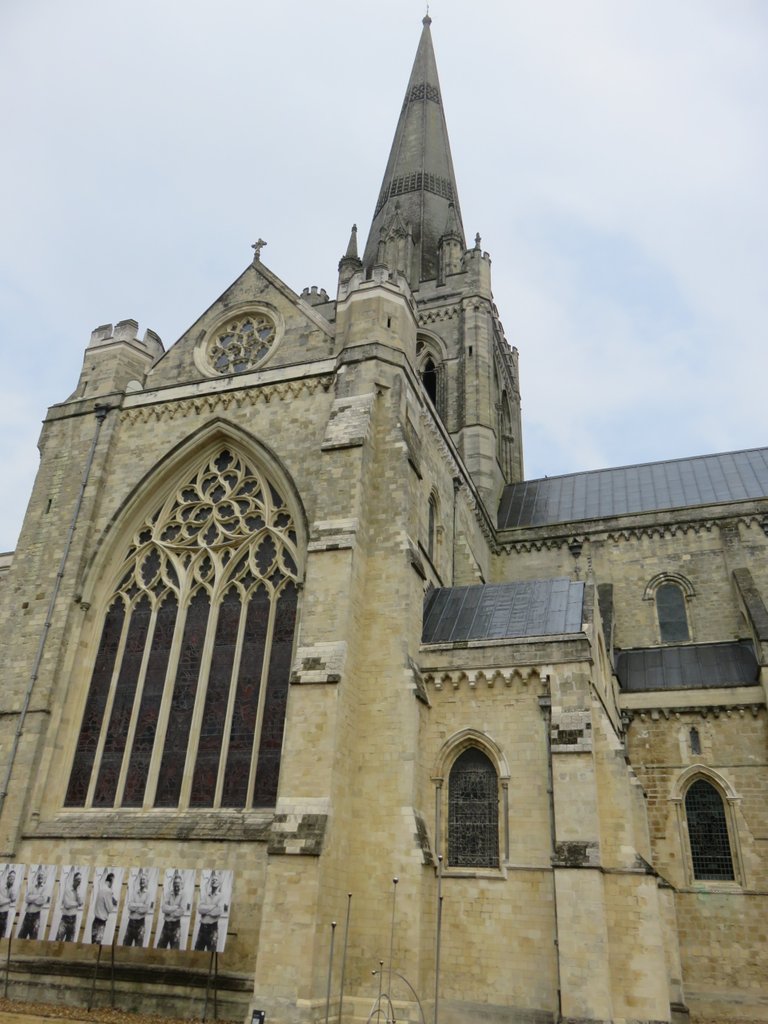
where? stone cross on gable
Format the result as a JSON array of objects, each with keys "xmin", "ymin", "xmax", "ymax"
[{"xmin": 251, "ymin": 239, "xmax": 267, "ymax": 261}]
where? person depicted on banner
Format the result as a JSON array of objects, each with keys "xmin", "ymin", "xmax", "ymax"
[
  {"xmin": 0, "ymin": 868, "xmax": 18, "ymax": 939},
  {"xmin": 123, "ymin": 870, "xmax": 152, "ymax": 947},
  {"xmin": 56, "ymin": 869, "xmax": 84, "ymax": 942},
  {"xmin": 91, "ymin": 871, "xmax": 118, "ymax": 945},
  {"xmin": 18, "ymin": 867, "xmax": 47, "ymax": 940},
  {"xmin": 157, "ymin": 871, "xmax": 185, "ymax": 949},
  {"xmin": 194, "ymin": 871, "xmax": 225, "ymax": 952}
]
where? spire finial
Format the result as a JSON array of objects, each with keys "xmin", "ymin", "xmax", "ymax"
[{"xmin": 345, "ymin": 224, "xmax": 358, "ymax": 259}]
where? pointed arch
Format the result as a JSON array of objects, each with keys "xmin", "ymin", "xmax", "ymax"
[{"xmin": 65, "ymin": 427, "xmax": 304, "ymax": 811}]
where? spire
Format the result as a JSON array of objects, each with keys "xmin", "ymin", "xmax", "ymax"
[{"xmin": 362, "ymin": 16, "xmax": 466, "ymax": 285}]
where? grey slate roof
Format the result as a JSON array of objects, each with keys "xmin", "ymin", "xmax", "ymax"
[
  {"xmin": 422, "ymin": 578, "xmax": 584, "ymax": 644},
  {"xmin": 616, "ymin": 641, "xmax": 759, "ymax": 692},
  {"xmin": 498, "ymin": 447, "xmax": 768, "ymax": 529}
]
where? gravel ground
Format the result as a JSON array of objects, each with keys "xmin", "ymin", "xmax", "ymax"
[{"xmin": 0, "ymin": 996, "xmax": 205, "ymax": 1023}]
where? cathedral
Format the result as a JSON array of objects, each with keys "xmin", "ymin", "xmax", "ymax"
[{"xmin": 1, "ymin": 15, "xmax": 767, "ymax": 1024}]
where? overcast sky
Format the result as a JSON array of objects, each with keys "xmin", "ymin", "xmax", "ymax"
[{"xmin": 1, "ymin": 0, "xmax": 766, "ymax": 551}]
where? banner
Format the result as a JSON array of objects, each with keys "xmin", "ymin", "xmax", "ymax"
[
  {"xmin": 15, "ymin": 864, "xmax": 56, "ymax": 941},
  {"xmin": 83, "ymin": 866, "xmax": 124, "ymax": 945},
  {"xmin": 0, "ymin": 864, "xmax": 24, "ymax": 939},
  {"xmin": 191, "ymin": 869, "xmax": 233, "ymax": 953},
  {"xmin": 48, "ymin": 865, "xmax": 89, "ymax": 943},
  {"xmin": 117, "ymin": 866, "xmax": 158, "ymax": 949},
  {"xmin": 154, "ymin": 868, "xmax": 195, "ymax": 951}
]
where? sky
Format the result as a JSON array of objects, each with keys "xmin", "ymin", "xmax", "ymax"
[{"xmin": 0, "ymin": 0, "xmax": 766, "ymax": 551}]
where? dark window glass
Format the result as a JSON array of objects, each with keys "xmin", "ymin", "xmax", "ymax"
[
  {"xmin": 93, "ymin": 596, "xmax": 152, "ymax": 807},
  {"xmin": 422, "ymin": 358, "xmax": 438, "ymax": 406},
  {"xmin": 656, "ymin": 583, "xmax": 689, "ymax": 643},
  {"xmin": 428, "ymin": 497, "xmax": 436, "ymax": 562},
  {"xmin": 190, "ymin": 588, "xmax": 242, "ymax": 807},
  {"xmin": 65, "ymin": 601, "xmax": 125, "ymax": 806},
  {"xmin": 253, "ymin": 583, "xmax": 298, "ymax": 807},
  {"xmin": 221, "ymin": 587, "xmax": 271, "ymax": 807},
  {"xmin": 690, "ymin": 727, "xmax": 701, "ymax": 755},
  {"xmin": 448, "ymin": 748, "xmax": 499, "ymax": 868},
  {"xmin": 123, "ymin": 595, "xmax": 177, "ymax": 807},
  {"xmin": 685, "ymin": 779, "xmax": 734, "ymax": 880},
  {"xmin": 155, "ymin": 590, "xmax": 210, "ymax": 807}
]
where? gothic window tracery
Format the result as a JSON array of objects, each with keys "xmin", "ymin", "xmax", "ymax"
[
  {"xmin": 447, "ymin": 748, "xmax": 499, "ymax": 868},
  {"xmin": 66, "ymin": 447, "xmax": 300, "ymax": 811}
]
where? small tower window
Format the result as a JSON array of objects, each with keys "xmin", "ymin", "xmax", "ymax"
[
  {"xmin": 448, "ymin": 748, "xmax": 499, "ymax": 868},
  {"xmin": 656, "ymin": 582, "xmax": 690, "ymax": 643},
  {"xmin": 427, "ymin": 494, "xmax": 437, "ymax": 563},
  {"xmin": 422, "ymin": 357, "xmax": 438, "ymax": 406},
  {"xmin": 685, "ymin": 779, "xmax": 734, "ymax": 881},
  {"xmin": 689, "ymin": 727, "xmax": 701, "ymax": 755}
]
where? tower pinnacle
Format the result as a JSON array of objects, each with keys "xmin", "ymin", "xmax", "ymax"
[{"xmin": 362, "ymin": 17, "xmax": 465, "ymax": 285}]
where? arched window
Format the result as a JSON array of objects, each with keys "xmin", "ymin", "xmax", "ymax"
[
  {"xmin": 421, "ymin": 357, "xmax": 438, "ymax": 407},
  {"xmin": 448, "ymin": 748, "xmax": 499, "ymax": 868},
  {"xmin": 656, "ymin": 582, "xmax": 690, "ymax": 643},
  {"xmin": 65, "ymin": 446, "xmax": 300, "ymax": 811},
  {"xmin": 685, "ymin": 779, "xmax": 735, "ymax": 881},
  {"xmin": 427, "ymin": 493, "xmax": 437, "ymax": 563}
]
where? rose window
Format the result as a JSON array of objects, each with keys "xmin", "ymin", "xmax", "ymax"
[{"xmin": 207, "ymin": 314, "xmax": 277, "ymax": 375}]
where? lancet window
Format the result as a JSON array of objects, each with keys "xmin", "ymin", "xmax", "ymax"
[
  {"xmin": 447, "ymin": 748, "xmax": 499, "ymax": 868},
  {"xmin": 65, "ymin": 447, "xmax": 300, "ymax": 811},
  {"xmin": 685, "ymin": 778, "xmax": 735, "ymax": 881},
  {"xmin": 656, "ymin": 582, "xmax": 690, "ymax": 643}
]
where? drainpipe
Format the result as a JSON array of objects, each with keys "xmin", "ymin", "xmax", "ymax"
[
  {"xmin": 539, "ymin": 692, "xmax": 563, "ymax": 1024},
  {"xmin": 0, "ymin": 404, "xmax": 110, "ymax": 824}
]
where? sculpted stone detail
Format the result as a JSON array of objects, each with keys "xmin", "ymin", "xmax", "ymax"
[{"xmin": 121, "ymin": 375, "xmax": 333, "ymax": 425}]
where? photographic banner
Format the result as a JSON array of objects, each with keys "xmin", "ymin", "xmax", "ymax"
[
  {"xmin": 48, "ymin": 865, "xmax": 89, "ymax": 943},
  {"xmin": 154, "ymin": 868, "xmax": 195, "ymax": 951},
  {"xmin": 191, "ymin": 869, "xmax": 233, "ymax": 953},
  {"xmin": 117, "ymin": 866, "xmax": 158, "ymax": 949}
]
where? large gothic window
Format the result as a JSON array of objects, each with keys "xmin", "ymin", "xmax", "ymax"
[
  {"xmin": 65, "ymin": 447, "xmax": 300, "ymax": 811},
  {"xmin": 685, "ymin": 779, "xmax": 735, "ymax": 881},
  {"xmin": 448, "ymin": 748, "xmax": 499, "ymax": 868}
]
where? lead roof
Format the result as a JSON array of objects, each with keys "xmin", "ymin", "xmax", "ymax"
[
  {"xmin": 498, "ymin": 447, "xmax": 768, "ymax": 529},
  {"xmin": 422, "ymin": 578, "xmax": 584, "ymax": 644},
  {"xmin": 616, "ymin": 641, "xmax": 759, "ymax": 692}
]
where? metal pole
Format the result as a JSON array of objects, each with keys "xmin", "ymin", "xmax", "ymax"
[
  {"xmin": 337, "ymin": 894, "xmax": 352, "ymax": 1024},
  {"xmin": 434, "ymin": 855, "xmax": 443, "ymax": 1024},
  {"xmin": 203, "ymin": 948, "xmax": 216, "ymax": 1021},
  {"xmin": 325, "ymin": 921, "xmax": 337, "ymax": 1024},
  {"xmin": 4, "ymin": 935, "xmax": 11, "ymax": 998},
  {"xmin": 110, "ymin": 939, "xmax": 115, "ymax": 1007},
  {"xmin": 88, "ymin": 944, "xmax": 103, "ymax": 1011},
  {"xmin": 387, "ymin": 878, "xmax": 398, "ymax": 1019},
  {"xmin": 376, "ymin": 961, "xmax": 384, "ymax": 1024}
]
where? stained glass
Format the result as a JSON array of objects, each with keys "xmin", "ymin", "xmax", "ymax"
[
  {"xmin": 155, "ymin": 591, "xmax": 210, "ymax": 807},
  {"xmin": 252, "ymin": 584, "xmax": 297, "ymax": 807},
  {"xmin": 448, "ymin": 748, "xmax": 499, "ymax": 868},
  {"xmin": 122, "ymin": 596, "xmax": 177, "ymax": 807},
  {"xmin": 686, "ymin": 780, "xmax": 734, "ymax": 880},
  {"xmin": 67, "ymin": 447, "xmax": 299, "ymax": 810},
  {"xmin": 221, "ymin": 588, "xmax": 270, "ymax": 807},
  {"xmin": 65, "ymin": 601, "xmax": 125, "ymax": 806},
  {"xmin": 190, "ymin": 588, "xmax": 242, "ymax": 807},
  {"xmin": 92, "ymin": 596, "xmax": 152, "ymax": 807}
]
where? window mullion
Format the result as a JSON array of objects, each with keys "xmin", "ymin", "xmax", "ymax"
[{"xmin": 84, "ymin": 603, "xmax": 132, "ymax": 808}]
